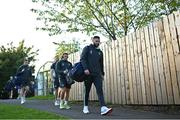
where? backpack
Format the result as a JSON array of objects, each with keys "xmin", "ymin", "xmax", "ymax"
[{"xmin": 67, "ymin": 62, "xmax": 87, "ymax": 82}]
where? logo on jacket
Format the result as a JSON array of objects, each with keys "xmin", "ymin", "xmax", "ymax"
[{"xmin": 90, "ymin": 50, "xmax": 93, "ymax": 54}]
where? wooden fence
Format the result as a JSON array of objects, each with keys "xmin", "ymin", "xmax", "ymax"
[{"xmin": 68, "ymin": 11, "xmax": 180, "ymax": 105}]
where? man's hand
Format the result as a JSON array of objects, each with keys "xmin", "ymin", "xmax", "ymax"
[
  {"xmin": 84, "ymin": 69, "xmax": 90, "ymax": 75},
  {"xmin": 30, "ymin": 81, "xmax": 34, "ymax": 85},
  {"xmin": 52, "ymin": 72, "xmax": 56, "ymax": 77},
  {"xmin": 63, "ymin": 69, "xmax": 68, "ymax": 74}
]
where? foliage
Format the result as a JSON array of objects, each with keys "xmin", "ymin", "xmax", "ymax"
[
  {"xmin": 149, "ymin": 0, "xmax": 179, "ymax": 15},
  {"xmin": 0, "ymin": 40, "xmax": 39, "ymax": 95},
  {"xmin": 31, "ymin": 0, "xmax": 179, "ymax": 40},
  {"xmin": 54, "ymin": 40, "xmax": 80, "ymax": 58}
]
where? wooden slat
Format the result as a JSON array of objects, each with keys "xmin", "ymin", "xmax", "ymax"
[
  {"xmin": 106, "ymin": 42, "xmax": 112, "ymax": 102},
  {"xmin": 174, "ymin": 11, "xmax": 180, "ymax": 98},
  {"xmin": 168, "ymin": 12, "xmax": 180, "ymax": 100},
  {"xmin": 77, "ymin": 83, "xmax": 81, "ymax": 100},
  {"xmin": 154, "ymin": 20, "xmax": 168, "ymax": 104},
  {"xmin": 115, "ymin": 40, "xmax": 122, "ymax": 104},
  {"xmin": 174, "ymin": 11, "xmax": 180, "ymax": 52},
  {"xmin": 158, "ymin": 19, "xmax": 174, "ymax": 104},
  {"xmin": 163, "ymin": 14, "xmax": 180, "ymax": 104},
  {"xmin": 117, "ymin": 39, "xmax": 123, "ymax": 104},
  {"xmin": 73, "ymin": 84, "xmax": 76, "ymax": 100},
  {"xmin": 120, "ymin": 38, "xmax": 126, "ymax": 104},
  {"xmin": 133, "ymin": 30, "xmax": 143, "ymax": 104},
  {"xmin": 144, "ymin": 26, "xmax": 157, "ymax": 104},
  {"xmin": 126, "ymin": 34, "xmax": 134, "ymax": 104},
  {"xmin": 129, "ymin": 33, "xmax": 138, "ymax": 104},
  {"xmin": 140, "ymin": 28, "xmax": 152, "ymax": 104},
  {"xmin": 124, "ymin": 37, "xmax": 130, "ymax": 104},
  {"xmin": 77, "ymin": 83, "xmax": 80, "ymax": 100},
  {"xmin": 75, "ymin": 77, "xmax": 78, "ymax": 100},
  {"xmin": 169, "ymin": 12, "xmax": 180, "ymax": 56},
  {"xmin": 113, "ymin": 40, "xmax": 119, "ymax": 104},
  {"xmin": 111, "ymin": 40, "xmax": 116, "ymax": 104},
  {"xmin": 137, "ymin": 29, "xmax": 147, "ymax": 104},
  {"xmin": 149, "ymin": 23, "xmax": 163, "ymax": 104},
  {"xmin": 71, "ymin": 83, "xmax": 75, "ymax": 100},
  {"xmin": 104, "ymin": 43, "xmax": 109, "ymax": 102},
  {"xmin": 75, "ymin": 83, "xmax": 78, "ymax": 100},
  {"xmin": 78, "ymin": 82, "xmax": 84, "ymax": 100},
  {"xmin": 109, "ymin": 42, "xmax": 116, "ymax": 103}
]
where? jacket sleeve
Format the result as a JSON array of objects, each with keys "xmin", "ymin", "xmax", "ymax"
[
  {"xmin": 100, "ymin": 51, "xmax": 105, "ymax": 75},
  {"xmin": 80, "ymin": 46, "xmax": 89, "ymax": 70},
  {"xmin": 28, "ymin": 67, "xmax": 33, "ymax": 81}
]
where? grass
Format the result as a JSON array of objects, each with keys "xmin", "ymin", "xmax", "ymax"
[
  {"xmin": 28, "ymin": 94, "xmax": 54, "ymax": 100},
  {"xmin": 0, "ymin": 103, "xmax": 68, "ymax": 119}
]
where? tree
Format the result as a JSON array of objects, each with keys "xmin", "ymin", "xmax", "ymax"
[
  {"xmin": 0, "ymin": 40, "xmax": 39, "ymax": 96},
  {"xmin": 149, "ymin": 0, "xmax": 179, "ymax": 15},
  {"xmin": 53, "ymin": 40, "xmax": 80, "ymax": 58},
  {"xmin": 31, "ymin": 0, "xmax": 179, "ymax": 40}
]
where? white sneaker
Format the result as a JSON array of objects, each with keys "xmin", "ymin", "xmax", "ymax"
[
  {"xmin": 83, "ymin": 106, "xmax": 90, "ymax": 114},
  {"xmin": 64, "ymin": 103, "xmax": 71, "ymax": 109},
  {"xmin": 54, "ymin": 100, "xmax": 59, "ymax": 106},
  {"xmin": 59, "ymin": 101, "xmax": 65, "ymax": 109},
  {"xmin": 101, "ymin": 106, "xmax": 113, "ymax": 115},
  {"xmin": 21, "ymin": 97, "xmax": 25, "ymax": 104}
]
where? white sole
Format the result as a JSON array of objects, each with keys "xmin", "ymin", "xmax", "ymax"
[{"xmin": 101, "ymin": 108, "xmax": 113, "ymax": 115}]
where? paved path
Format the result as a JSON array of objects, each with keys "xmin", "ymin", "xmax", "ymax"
[{"xmin": 0, "ymin": 99, "xmax": 180, "ymax": 119}]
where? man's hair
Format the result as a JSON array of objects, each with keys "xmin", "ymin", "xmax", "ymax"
[
  {"xmin": 93, "ymin": 36, "xmax": 100, "ymax": 39},
  {"xmin": 62, "ymin": 53, "xmax": 68, "ymax": 56},
  {"xmin": 61, "ymin": 53, "xmax": 68, "ymax": 59}
]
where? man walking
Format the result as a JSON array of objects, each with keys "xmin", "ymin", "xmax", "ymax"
[
  {"xmin": 80, "ymin": 36, "xmax": 112, "ymax": 115},
  {"xmin": 16, "ymin": 58, "xmax": 32, "ymax": 104},
  {"xmin": 50, "ymin": 57, "xmax": 60, "ymax": 106},
  {"xmin": 56, "ymin": 53, "xmax": 73, "ymax": 109}
]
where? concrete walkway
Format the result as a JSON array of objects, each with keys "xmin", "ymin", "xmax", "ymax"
[{"xmin": 0, "ymin": 99, "xmax": 180, "ymax": 119}]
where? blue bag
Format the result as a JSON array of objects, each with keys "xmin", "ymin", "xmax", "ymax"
[{"xmin": 68, "ymin": 62, "xmax": 86, "ymax": 82}]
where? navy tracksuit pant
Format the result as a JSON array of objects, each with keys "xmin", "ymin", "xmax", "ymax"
[{"xmin": 83, "ymin": 75, "xmax": 105, "ymax": 106}]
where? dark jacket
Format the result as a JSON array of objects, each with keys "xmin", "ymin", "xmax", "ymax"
[
  {"xmin": 16, "ymin": 64, "xmax": 32, "ymax": 81},
  {"xmin": 55, "ymin": 59, "xmax": 72, "ymax": 79},
  {"xmin": 80, "ymin": 44, "xmax": 104, "ymax": 76},
  {"xmin": 4, "ymin": 78, "xmax": 15, "ymax": 92},
  {"xmin": 50, "ymin": 61, "xmax": 58, "ymax": 79}
]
